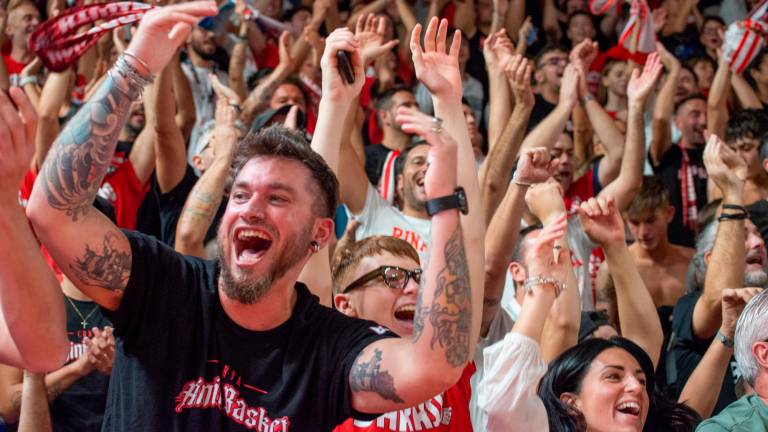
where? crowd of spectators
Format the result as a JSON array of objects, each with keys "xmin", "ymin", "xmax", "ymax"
[{"xmin": 1, "ymin": 0, "xmax": 768, "ymax": 430}]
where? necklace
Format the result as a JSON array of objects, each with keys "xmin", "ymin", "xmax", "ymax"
[{"xmin": 65, "ymin": 296, "xmax": 99, "ymax": 330}]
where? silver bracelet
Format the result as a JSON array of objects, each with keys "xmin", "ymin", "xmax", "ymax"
[
  {"xmin": 109, "ymin": 54, "xmax": 154, "ymax": 99},
  {"xmin": 523, "ymin": 275, "xmax": 564, "ymax": 297},
  {"xmin": 511, "ymin": 172, "xmax": 531, "ymax": 187},
  {"xmin": 123, "ymin": 50, "xmax": 151, "ymax": 74},
  {"xmin": 18, "ymin": 75, "xmax": 38, "ymax": 87}
]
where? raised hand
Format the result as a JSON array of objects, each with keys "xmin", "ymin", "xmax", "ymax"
[
  {"xmin": 526, "ymin": 214, "xmax": 570, "ymax": 285},
  {"xmin": 320, "ymin": 28, "xmax": 365, "ymax": 103},
  {"xmin": 504, "ymin": 54, "xmax": 534, "ymax": 108},
  {"xmin": 483, "ymin": 29, "xmax": 514, "ymax": 71},
  {"xmin": 559, "ymin": 63, "xmax": 580, "ymax": 107},
  {"xmin": 517, "ymin": 17, "xmax": 535, "ymax": 51},
  {"xmin": 396, "ymin": 107, "xmax": 458, "ymax": 199},
  {"xmin": 525, "ymin": 180, "xmax": 566, "ymax": 225},
  {"xmin": 626, "ymin": 52, "xmax": 663, "ymax": 106},
  {"xmin": 210, "ymin": 75, "xmax": 240, "ymax": 157},
  {"xmin": 83, "ymin": 327, "xmax": 116, "ymax": 375},
  {"xmin": 703, "ymin": 133, "xmax": 747, "ymax": 198},
  {"xmin": 576, "ymin": 196, "xmax": 625, "ymax": 248},
  {"xmin": 0, "ymin": 89, "xmax": 37, "ymax": 203},
  {"xmin": 410, "ymin": 17, "xmax": 462, "ymax": 101},
  {"xmin": 277, "ymin": 31, "xmax": 295, "ymax": 72},
  {"xmin": 515, "ymin": 147, "xmax": 554, "ymax": 185},
  {"xmin": 125, "ymin": 1, "xmax": 218, "ymax": 74},
  {"xmin": 720, "ymin": 288, "xmax": 763, "ymax": 338},
  {"xmin": 656, "ymin": 41, "xmax": 680, "ymax": 72},
  {"xmin": 569, "ymin": 38, "xmax": 598, "ymax": 69},
  {"xmin": 355, "ymin": 13, "xmax": 399, "ymax": 66}
]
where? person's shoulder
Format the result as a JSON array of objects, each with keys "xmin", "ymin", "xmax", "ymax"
[
  {"xmin": 696, "ymin": 395, "xmax": 767, "ymax": 432},
  {"xmin": 670, "ymin": 244, "xmax": 695, "ymax": 261}
]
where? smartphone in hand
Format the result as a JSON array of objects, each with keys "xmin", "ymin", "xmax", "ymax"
[{"xmin": 336, "ymin": 51, "xmax": 355, "ymax": 85}]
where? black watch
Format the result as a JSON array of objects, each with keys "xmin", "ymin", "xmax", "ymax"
[{"xmin": 425, "ymin": 187, "xmax": 469, "ymax": 217}]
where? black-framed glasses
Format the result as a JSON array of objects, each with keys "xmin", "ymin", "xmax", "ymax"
[{"xmin": 343, "ymin": 266, "xmax": 422, "ymax": 293}]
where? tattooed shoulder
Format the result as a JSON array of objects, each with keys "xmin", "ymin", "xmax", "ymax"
[
  {"xmin": 69, "ymin": 231, "xmax": 131, "ymax": 292},
  {"xmin": 349, "ymin": 347, "xmax": 404, "ymax": 404}
]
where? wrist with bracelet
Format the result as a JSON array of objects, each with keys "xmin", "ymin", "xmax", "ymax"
[
  {"xmin": 511, "ymin": 172, "xmax": 531, "ymax": 187},
  {"xmin": 718, "ymin": 203, "xmax": 748, "ymax": 222},
  {"xmin": 523, "ymin": 275, "xmax": 565, "ymax": 297},
  {"xmin": 108, "ymin": 52, "xmax": 154, "ymax": 100}
]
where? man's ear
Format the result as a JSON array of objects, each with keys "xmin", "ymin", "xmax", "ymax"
[
  {"xmin": 753, "ymin": 341, "xmax": 768, "ymax": 370},
  {"xmin": 334, "ymin": 293, "xmax": 358, "ymax": 318},
  {"xmin": 761, "ymin": 157, "xmax": 768, "ymax": 175},
  {"xmin": 666, "ymin": 205, "xmax": 675, "ymax": 223},
  {"xmin": 704, "ymin": 250, "xmax": 713, "ymax": 266},
  {"xmin": 191, "ymin": 155, "xmax": 205, "ymax": 173},
  {"xmin": 396, "ymin": 173, "xmax": 405, "ymax": 198},
  {"xmin": 534, "ymin": 69, "xmax": 545, "ymax": 85},
  {"xmin": 312, "ymin": 217, "xmax": 335, "ymax": 249}
]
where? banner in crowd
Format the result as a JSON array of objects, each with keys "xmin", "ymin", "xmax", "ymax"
[{"xmin": 589, "ymin": 0, "xmax": 656, "ymax": 54}]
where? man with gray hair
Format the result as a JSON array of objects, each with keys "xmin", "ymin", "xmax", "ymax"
[
  {"xmin": 696, "ymin": 289, "xmax": 768, "ymax": 431},
  {"xmin": 670, "ymin": 135, "xmax": 768, "ymax": 414}
]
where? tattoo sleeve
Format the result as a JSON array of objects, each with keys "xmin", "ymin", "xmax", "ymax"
[
  {"xmin": 69, "ymin": 231, "xmax": 131, "ymax": 292},
  {"xmin": 413, "ymin": 229, "xmax": 471, "ymax": 367},
  {"xmin": 349, "ymin": 348, "xmax": 404, "ymax": 403},
  {"xmin": 40, "ymin": 73, "xmax": 137, "ymax": 221}
]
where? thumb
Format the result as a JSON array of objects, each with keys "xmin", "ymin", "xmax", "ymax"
[{"xmin": 168, "ymin": 22, "xmax": 193, "ymax": 48}]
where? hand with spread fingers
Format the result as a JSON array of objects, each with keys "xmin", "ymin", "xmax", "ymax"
[
  {"xmin": 483, "ymin": 29, "xmax": 514, "ymax": 72},
  {"xmin": 577, "ymin": 196, "xmax": 626, "ymax": 249},
  {"xmin": 395, "ymin": 106, "xmax": 458, "ymax": 200},
  {"xmin": 720, "ymin": 288, "xmax": 763, "ymax": 339},
  {"xmin": 0, "ymin": 88, "xmax": 37, "ymax": 203},
  {"xmin": 410, "ymin": 16, "xmax": 463, "ymax": 101},
  {"xmin": 124, "ymin": 1, "xmax": 218, "ymax": 74},
  {"xmin": 514, "ymin": 147, "xmax": 555, "ymax": 186},
  {"xmin": 626, "ymin": 52, "xmax": 663, "ymax": 107},
  {"xmin": 355, "ymin": 13, "xmax": 399, "ymax": 66},
  {"xmin": 320, "ymin": 27, "xmax": 365, "ymax": 103}
]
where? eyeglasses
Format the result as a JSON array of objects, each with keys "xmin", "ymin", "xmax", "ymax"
[
  {"xmin": 343, "ymin": 266, "xmax": 422, "ymax": 293},
  {"xmin": 540, "ymin": 57, "xmax": 568, "ymax": 68}
]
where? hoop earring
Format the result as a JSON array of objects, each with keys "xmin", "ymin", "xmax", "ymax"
[{"xmin": 311, "ymin": 241, "xmax": 320, "ymax": 253}]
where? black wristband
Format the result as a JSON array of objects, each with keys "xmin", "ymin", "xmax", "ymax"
[
  {"xmin": 722, "ymin": 204, "xmax": 748, "ymax": 213},
  {"xmin": 718, "ymin": 213, "xmax": 748, "ymax": 222}
]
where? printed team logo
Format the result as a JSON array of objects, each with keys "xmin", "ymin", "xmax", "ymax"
[
  {"xmin": 351, "ymin": 394, "xmax": 449, "ymax": 431},
  {"xmin": 174, "ymin": 360, "xmax": 291, "ymax": 431},
  {"xmin": 369, "ymin": 325, "xmax": 390, "ymax": 336}
]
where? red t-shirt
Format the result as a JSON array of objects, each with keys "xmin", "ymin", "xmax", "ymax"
[
  {"xmin": 98, "ymin": 159, "xmax": 149, "ymax": 230},
  {"xmin": 256, "ymin": 39, "xmax": 280, "ymax": 69},
  {"xmin": 19, "ymin": 168, "xmax": 63, "ymax": 282},
  {"xmin": 564, "ymin": 169, "xmax": 596, "ymax": 216},
  {"xmin": 334, "ymin": 363, "xmax": 476, "ymax": 432},
  {"xmin": 3, "ymin": 53, "xmax": 26, "ymax": 84}
]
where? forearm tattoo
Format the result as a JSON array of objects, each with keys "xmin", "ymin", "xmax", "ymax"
[
  {"xmin": 349, "ymin": 348, "xmax": 404, "ymax": 403},
  {"xmin": 413, "ymin": 229, "xmax": 471, "ymax": 367},
  {"xmin": 70, "ymin": 231, "xmax": 130, "ymax": 292},
  {"xmin": 41, "ymin": 74, "xmax": 135, "ymax": 221}
]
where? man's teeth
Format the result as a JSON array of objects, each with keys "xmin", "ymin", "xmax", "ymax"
[
  {"xmin": 396, "ymin": 305, "xmax": 415, "ymax": 314},
  {"xmin": 617, "ymin": 401, "xmax": 640, "ymax": 414},
  {"xmin": 237, "ymin": 230, "xmax": 270, "ymax": 241}
]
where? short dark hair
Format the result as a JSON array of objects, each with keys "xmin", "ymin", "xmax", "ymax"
[
  {"xmin": 674, "ymin": 92, "xmax": 706, "ymax": 114},
  {"xmin": 229, "ymin": 125, "xmax": 339, "ymax": 218},
  {"xmin": 394, "ymin": 141, "xmax": 430, "ymax": 179},
  {"xmin": 625, "ymin": 176, "xmax": 671, "ymax": 218},
  {"xmin": 746, "ymin": 47, "xmax": 768, "ymax": 79},
  {"xmin": 567, "ymin": 10, "xmax": 596, "ymax": 27},
  {"xmin": 701, "ymin": 15, "xmax": 725, "ymax": 29},
  {"xmin": 685, "ymin": 55, "xmax": 716, "ymax": 73},
  {"xmin": 725, "ymin": 110, "xmax": 768, "ymax": 158},
  {"xmin": 534, "ymin": 44, "xmax": 568, "ymax": 68},
  {"xmin": 281, "ymin": 6, "xmax": 311, "ymax": 22},
  {"xmin": 374, "ymin": 84, "xmax": 414, "ymax": 111}
]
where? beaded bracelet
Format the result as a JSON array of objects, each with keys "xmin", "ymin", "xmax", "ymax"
[
  {"xmin": 108, "ymin": 53, "xmax": 154, "ymax": 99},
  {"xmin": 523, "ymin": 275, "xmax": 564, "ymax": 297}
]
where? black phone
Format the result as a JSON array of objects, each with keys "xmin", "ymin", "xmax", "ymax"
[{"xmin": 336, "ymin": 50, "xmax": 355, "ymax": 85}]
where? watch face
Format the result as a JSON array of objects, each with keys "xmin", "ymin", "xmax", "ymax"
[{"xmin": 456, "ymin": 187, "xmax": 468, "ymax": 214}]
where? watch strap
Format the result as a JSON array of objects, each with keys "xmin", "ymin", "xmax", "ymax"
[
  {"xmin": 425, "ymin": 187, "xmax": 468, "ymax": 217},
  {"xmin": 716, "ymin": 330, "xmax": 734, "ymax": 348}
]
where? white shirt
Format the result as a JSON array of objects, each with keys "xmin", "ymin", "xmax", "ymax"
[{"xmin": 352, "ymin": 185, "xmax": 432, "ymax": 264}]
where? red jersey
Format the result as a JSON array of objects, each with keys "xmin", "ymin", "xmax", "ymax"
[
  {"xmin": 334, "ymin": 363, "xmax": 475, "ymax": 432},
  {"xmin": 98, "ymin": 159, "xmax": 148, "ymax": 230},
  {"xmin": 564, "ymin": 169, "xmax": 596, "ymax": 216},
  {"xmin": 3, "ymin": 53, "xmax": 27, "ymax": 84},
  {"xmin": 19, "ymin": 168, "xmax": 63, "ymax": 282}
]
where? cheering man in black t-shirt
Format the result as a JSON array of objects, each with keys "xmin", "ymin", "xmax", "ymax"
[{"xmin": 26, "ymin": 4, "xmax": 483, "ymax": 431}]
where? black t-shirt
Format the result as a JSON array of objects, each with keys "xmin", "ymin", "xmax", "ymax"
[
  {"xmin": 154, "ymin": 165, "xmax": 227, "ymax": 247},
  {"xmin": 652, "ymin": 145, "xmax": 708, "ymax": 247},
  {"xmin": 747, "ymin": 200, "xmax": 768, "ymax": 247},
  {"xmin": 669, "ymin": 291, "xmax": 737, "ymax": 414},
  {"xmin": 527, "ymin": 93, "xmax": 557, "ymax": 132},
  {"xmin": 50, "ymin": 298, "xmax": 112, "ymax": 432},
  {"xmin": 101, "ymin": 231, "xmax": 396, "ymax": 431},
  {"xmin": 364, "ymin": 144, "xmax": 394, "ymax": 187}
]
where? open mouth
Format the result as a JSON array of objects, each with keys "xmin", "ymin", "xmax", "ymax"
[
  {"xmin": 616, "ymin": 401, "xmax": 641, "ymax": 417},
  {"xmin": 394, "ymin": 305, "xmax": 416, "ymax": 322},
  {"xmin": 233, "ymin": 228, "xmax": 273, "ymax": 264},
  {"xmin": 746, "ymin": 253, "xmax": 763, "ymax": 266}
]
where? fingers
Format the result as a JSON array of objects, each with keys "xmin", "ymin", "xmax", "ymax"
[
  {"xmin": 8, "ymin": 87, "xmax": 36, "ymax": 156},
  {"xmin": 449, "ymin": 30, "xmax": 461, "ymax": 59},
  {"xmin": 0, "ymin": 91, "xmax": 20, "ymax": 156},
  {"xmin": 580, "ymin": 197, "xmax": 612, "ymax": 218},
  {"xmin": 284, "ymin": 105, "xmax": 299, "ymax": 129},
  {"xmin": 167, "ymin": 21, "xmax": 193, "ymax": 46},
  {"xmin": 424, "ymin": 16, "xmax": 438, "ymax": 52},
  {"xmin": 410, "ymin": 23, "xmax": 423, "ymax": 63},
  {"xmin": 436, "ymin": 18, "xmax": 448, "ymax": 53},
  {"xmin": 355, "ymin": 13, "xmax": 365, "ymax": 34}
]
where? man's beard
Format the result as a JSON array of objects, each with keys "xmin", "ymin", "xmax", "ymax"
[
  {"xmin": 217, "ymin": 225, "xmax": 313, "ymax": 304},
  {"xmin": 744, "ymin": 269, "xmax": 768, "ymax": 288},
  {"xmin": 402, "ymin": 181, "xmax": 425, "ymax": 213},
  {"xmin": 191, "ymin": 42, "xmax": 217, "ymax": 61}
]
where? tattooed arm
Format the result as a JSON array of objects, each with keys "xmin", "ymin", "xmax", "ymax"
[
  {"xmin": 26, "ymin": 2, "xmax": 218, "ymax": 311},
  {"xmin": 350, "ymin": 105, "xmax": 473, "ymax": 414}
]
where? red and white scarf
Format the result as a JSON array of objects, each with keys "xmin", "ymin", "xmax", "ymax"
[
  {"xmin": 723, "ymin": 0, "xmax": 768, "ymax": 73},
  {"xmin": 29, "ymin": 2, "xmax": 154, "ymax": 72},
  {"xmin": 590, "ymin": 0, "xmax": 656, "ymax": 54}
]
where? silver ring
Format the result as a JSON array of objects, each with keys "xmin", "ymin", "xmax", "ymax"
[
  {"xmin": 431, "ymin": 125, "xmax": 443, "ymax": 133},
  {"xmin": 431, "ymin": 116, "xmax": 443, "ymax": 126}
]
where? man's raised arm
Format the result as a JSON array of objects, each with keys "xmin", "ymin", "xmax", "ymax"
[{"xmin": 26, "ymin": 2, "xmax": 218, "ymax": 311}]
